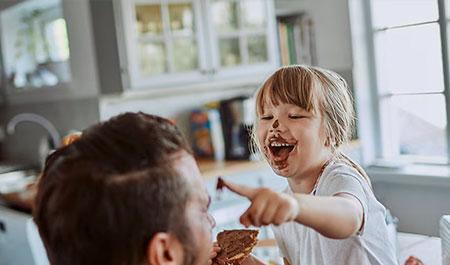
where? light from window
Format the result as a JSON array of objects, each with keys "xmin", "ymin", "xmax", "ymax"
[
  {"xmin": 45, "ymin": 18, "xmax": 70, "ymax": 62},
  {"xmin": 372, "ymin": 0, "xmax": 448, "ymax": 162}
]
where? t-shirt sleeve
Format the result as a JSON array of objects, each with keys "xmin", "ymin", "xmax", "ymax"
[
  {"xmin": 271, "ymin": 226, "xmax": 289, "ymax": 258},
  {"xmin": 319, "ymin": 171, "xmax": 369, "ymax": 235}
]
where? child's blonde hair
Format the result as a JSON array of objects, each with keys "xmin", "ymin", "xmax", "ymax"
[{"xmin": 253, "ymin": 65, "xmax": 371, "ymax": 186}]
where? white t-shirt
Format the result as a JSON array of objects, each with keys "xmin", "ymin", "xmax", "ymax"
[{"xmin": 271, "ymin": 161, "xmax": 398, "ymax": 265}]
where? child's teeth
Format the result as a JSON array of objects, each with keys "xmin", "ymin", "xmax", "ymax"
[{"xmin": 270, "ymin": 142, "xmax": 293, "ymax": 147}]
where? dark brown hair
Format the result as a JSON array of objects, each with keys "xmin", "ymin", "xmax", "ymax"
[{"xmin": 34, "ymin": 112, "xmax": 194, "ymax": 265}]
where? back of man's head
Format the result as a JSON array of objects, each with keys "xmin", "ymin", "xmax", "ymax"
[{"xmin": 34, "ymin": 112, "xmax": 193, "ymax": 265}]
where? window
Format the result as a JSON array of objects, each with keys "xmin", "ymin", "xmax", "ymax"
[
  {"xmin": 365, "ymin": 0, "xmax": 450, "ymax": 163},
  {"xmin": 0, "ymin": 0, "xmax": 71, "ymax": 90}
]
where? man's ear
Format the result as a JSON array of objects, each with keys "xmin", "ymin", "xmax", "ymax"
[{"xmin": 146, "ymin": 233, "xmax": 184, "ymax": 265}]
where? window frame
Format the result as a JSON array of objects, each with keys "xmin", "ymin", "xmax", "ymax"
[{"xmin": 352, "ymin": 0, "xmax": 450, "ymax": 165}]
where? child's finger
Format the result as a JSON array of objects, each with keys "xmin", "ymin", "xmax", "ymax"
[
  {"xmin": 210, "ymin": 251, "xmax": 218, "ymax": 259},
  {"xmin": 247, "ymin": 195, "xmax": 270, "ymax": 227},
  {"xmin": 240, "ymin": 211, "xmax": 252, "ymax": 227},
  {"xmin": 222, "ymin": 179, "xmax": 257, "ymax": 200},
  {"xmin": 261, "ymin": 201, "xmax": 280, "ymax": 225}
]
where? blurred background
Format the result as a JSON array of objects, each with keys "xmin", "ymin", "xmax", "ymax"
[{"xmin": 0, "ymin": 0, "xmax": 449, "ymax": 264}]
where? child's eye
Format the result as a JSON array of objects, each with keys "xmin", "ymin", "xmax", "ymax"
[
  {"xmin": 260, "ymin": 115, "xmax": 273, "ymax": 120},
  {"xmin": 289, "ymin": 115, "xmax": 305, "ymax": 119}
]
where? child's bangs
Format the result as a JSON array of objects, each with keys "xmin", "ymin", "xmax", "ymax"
[{"xmin": 256, "ymin": 69, "xmax": 320, "ymax": 115}]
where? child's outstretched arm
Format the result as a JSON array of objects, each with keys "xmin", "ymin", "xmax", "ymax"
[{"xmin": 223, "ymin": 180, "xmax": 363, "ymax": 239}]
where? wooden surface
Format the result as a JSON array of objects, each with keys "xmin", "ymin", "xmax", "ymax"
[{"xmin": 197, "ymin": 159, "xmax": 269, "ymax": 179}]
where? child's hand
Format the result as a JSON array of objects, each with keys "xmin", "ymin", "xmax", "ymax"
[
  {"xmin": 404, "ymin": 256, "xmax": 423, "ymax": 265},
  {"xmin": 208, "ymin": 242, "xmax": 221, "ymax": 265},
  {"xmin": 222, "ymin": 179, "xmax": 299, "ymax": 227}
]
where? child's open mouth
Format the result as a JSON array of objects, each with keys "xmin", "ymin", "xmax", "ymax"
[{"xmin": 268, "ymin": 140, "xmax": 296, "ymax": 162}]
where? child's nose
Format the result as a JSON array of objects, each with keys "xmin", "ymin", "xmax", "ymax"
[
  {"xmin": 270, "ymin": 119, "xmax": 287, "ymax": 132},
  {"xmin": 272, "ymin": 119, "xmax": 279, "ymax": 129}
]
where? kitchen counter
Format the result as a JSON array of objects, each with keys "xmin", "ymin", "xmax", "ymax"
[
  {"xmin": 197, "ymin": 159, "xmax": 269, "ymax": 179},
  {"xmin": 0, "ymin": 159, "xmax": 271, "ymax": 212}
]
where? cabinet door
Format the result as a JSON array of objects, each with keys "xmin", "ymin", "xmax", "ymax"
[
  {"xmin": 116, "ymin": 0, "xmax": 209, "ymax": 89},
  {"xmin": 206, "ymin": 0, "xmax": 279, "ymax": 80}
]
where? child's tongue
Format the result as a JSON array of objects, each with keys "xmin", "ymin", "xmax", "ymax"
[
  {"xmin": 274, "ymin": 147, "xmax": 291, "ymax": 161},
  {"xmin": 270, "ymin": 145, "xmax": 294, "ymax": 162}
]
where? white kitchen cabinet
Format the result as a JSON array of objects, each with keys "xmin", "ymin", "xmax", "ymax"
[
  {"xmin": 113, "ymin": 0, "xmax": 279, "ymax": 90},
  {"xmin": 0, "ymin": 205, "xmax": 49, "ymax": 265}
]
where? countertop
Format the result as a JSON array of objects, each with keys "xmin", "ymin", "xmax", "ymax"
[
  {"xmin": 197, "ymin": 159, "xmax": 269, "ymax": 179},
  {"xmin": 0, "ymin": 159, "xmax": 270, "ymax": 212}
]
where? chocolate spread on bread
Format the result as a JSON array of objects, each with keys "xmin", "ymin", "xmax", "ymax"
[{"xmin": 213, "ymin": 229, "xmax": 259, "ymax": 265}]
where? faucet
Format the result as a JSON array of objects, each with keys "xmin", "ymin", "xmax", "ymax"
[{"xmin": 6, "ymin": 113, "xmax": 61, "ymax": 149}]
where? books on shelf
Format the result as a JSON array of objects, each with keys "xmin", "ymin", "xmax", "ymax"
[
  {"xmin": 277, "ymin": 13, "xmax": 316, "ymax": 66},
  {"xmin": 190, "ymin": 96, "xmax": 254, "ymax": 161},
  {"xmin": 190, "ymin": 107, "xmax": 225, "ymax": 161}
]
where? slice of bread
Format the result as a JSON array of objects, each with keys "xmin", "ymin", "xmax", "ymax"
[{"xmin": 213, "ymin": 229, "xmax": 259, "ymax": 265}]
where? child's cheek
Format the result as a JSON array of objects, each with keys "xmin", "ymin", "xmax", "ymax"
[{"xmin": 256, "ymin": 127, "xmax": 266, "ymax": 145}]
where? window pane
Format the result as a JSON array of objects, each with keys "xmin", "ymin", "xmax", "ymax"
[
  {"xmin": 173, "ymin": 38, "xmax": 198, "ymax": 72},
  {"xmin": 248, "ymin": 35, "xmax": 267, "ymax": 64},
  {"xmin": 219, "ymin": 37, "xmax": 241, "ymax": 67},
  {"xmin": 212, "ymin": 1, "xmax": 239, "ymax": 33},
  {"xmin": 169, "ymin": 3, "xmax": 195, "ymax": 34},
  {"xmin": 135, "ymin": 5, "xmax": 163, "ymax": 36},
  {"xmin": 374, "ymin": 23, "xmax": 444, "ymax": 94},
  {"xmin": 241, "ymin": 0, "xmax": 266, "ymax": 30},
  {"xmin": 446, "ymin": 0, "xmax": 450, "ymax": 18},
  {"xmin": 139, "ymin": 41, "xmax": 166, "ymax": 76},
  {"xmin": 371, "ymin": 0, "xmax": 438, "ymax": 28},
  {"xmin": 0, "ymin": 0, "xmax": 72, "ymax": 89},
  {"xmin": 45, "ymin": 18, "xmax": 70, "ymax": 62},
  {"xmin": 392, "ymin": 94, "xmax": 447, "ymax": 158}
]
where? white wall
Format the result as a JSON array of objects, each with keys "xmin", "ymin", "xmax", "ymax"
[
  {"xmin": 373, "ymin": 181, "xmax": 450, "ymax": 236},
  {"xmin": 1, "ymin": 98, "xmax": 100, "ymax": 166},
  {"xmin": 100, "ymin": 85, "xmax": 256, "ymax": 143}
]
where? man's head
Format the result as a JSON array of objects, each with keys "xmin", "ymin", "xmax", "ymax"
[{"xmin": 33, "ymin": 112, "xmax": 215, "ymax": 265}]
